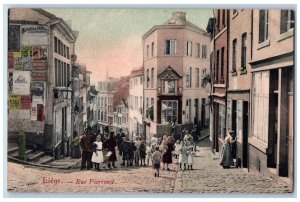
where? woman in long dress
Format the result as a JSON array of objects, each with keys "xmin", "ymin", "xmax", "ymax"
[
  {"xmin": 103, "ymin": 132, "xmax": 117, "ymax": 169},
  {"xmin": 91, "ymin": 135, "xmax": 104, "ymax": 171},
  {"xmin": 162, "ymin": 136, "xmax": 174, "ymax": 171},
  {"xmin": 220, "ymin": 132, "xmax": 235, "ymax": 168}
]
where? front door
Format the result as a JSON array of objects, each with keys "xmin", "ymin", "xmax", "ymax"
[
  {"xmin": 242, "ymin": 101, "xmax": 249, "ymax": 168},
  {"xmin": 201, "ymin": 98, "xmax": 206, "ymax": 128}
]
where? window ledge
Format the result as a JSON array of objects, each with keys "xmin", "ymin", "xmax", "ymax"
[
  {"xmin": 232, "ymin": 12, "xmax": 238, "ymax": 19},
  {"xmin": 257, "ymin": 39, "xmax": 270, "ymax": 50},
  {"xmin": 230, "ymin": 70, "xmax": 237, "ymax": 76},
  {"xmin": 248, "ymin": 137, "xmax": 268, "ymax": 153},
  {"xmin": 278, "ymin": 28, "xmax": 294, "ymax": 42},
  {"xmin": 240, "ymin": 68, "xmax": 247, "ymax": 75}
]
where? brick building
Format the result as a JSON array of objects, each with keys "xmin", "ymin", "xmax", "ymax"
[{"xmin": 142, "ymin": 12, "xmax": 211, "ymax": 139}]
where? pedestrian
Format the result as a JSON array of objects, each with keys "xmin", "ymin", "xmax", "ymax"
[
  {"xmin": 184, "ymin": 129, "xmax": 194, "ymax": 148},
  {"xmin": 220, "ymin": 131, "xmax": 235, "ymax": 168},
  {"xmin": 187, "ymin": 146, "xmax": 195, "ymax": 170},
  {"xmin": 120, "ymin": 135, "xmax": 130, "ymax": 166},
  {"xmin": 91, "ymin": 135, "xmax": 104, "ymax": 171},
  {"xmin": 80, "ymin": 128, "xmax": 94, "ymax": 170},
  {"xmin": 152, "ymin": 146, "xmax": 161, "ymax": 178},
  {"xmin": 179, "ymin": 140, "xmax": 189, "ymax": 170},
  {"xmin": 133, "ymin": 136, "xmax": 141, "ymax": 166},
  {"xmin": 173, "ymin": 140, "xmax": 180, "ymax": 159},
  {"xmin": 162, "ymin": 136, "xmax": 174, "ymax": 171},
  {"xmin": 139, "ymin": 140, "xmax": 146, "ymax": 166},
  {"xmin": 145, "ymin": 142, "xmax": 153, "ymax": 166},
  {"xmin": 119, "ymin": 128, "xmax": 126, "ymax": 138},
  {"xmin": 71, "ymin": 131, "xmax": 81, "ymax": 159},
  {"xmin": 191, "ymin": 125, "xmax": 199, "ymax": 151},
  {"xmin": 103, "ymin": 132, "xmax": 117, "ymax": 169}
]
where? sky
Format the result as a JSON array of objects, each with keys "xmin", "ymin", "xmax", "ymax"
[{"xmin": 45, "ymin": 8, "xmax": 213, "ymax": 84}]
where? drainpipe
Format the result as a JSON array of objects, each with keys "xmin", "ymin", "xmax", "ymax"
[{"xmin": 225, "ymin": 9, "xmax": 230, "ymax": 138}]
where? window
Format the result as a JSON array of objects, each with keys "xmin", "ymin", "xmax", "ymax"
[
  {"xmin": 241, "ymin": 33, "xmax": 247, "ymax": 69},
  {"xmin": 186, "ymin": 99, "xmax": 191, "ymax": 122},
  {"xmin": 147, "ymin": 45, "xmax": 149, "ymax": 59},
  {"xmin": 163, "ymin": 80, "xmax": 176, "ymax": 94},
  {"xmin": 222, "ymin": 9, "xmax": 226, "ymax": 27},
  {"xmin": 216, "ymin": 50, "xmax": 219, "ymax": 82},
  {"xmin": 140, "ymin": 96, "xmax": 142, "ymax": 109},
  {"xmin": 195, "ymin": 68, "xmax": 200, "ymax": 88},
  {"xmin": 165, "ymin": 40, "xmax": 176, "ymax": 55},
  {"xmin": 187, "ymin": 41, "xmax": 192, "ymax": 56},
  {"xmin": 151, "ymin": 68, "xmax": 154, "ymax": 88},
  {"xmin": 221, "ymin": 47, "xmax": 225, "ymax": 83},
  {"xmin": 202, "ymin": 45, "xmax": 207, "ymax": 59},
  {"xmin": 151, "ymin": 42, "xmax": 154, "ymax": 57},
  {"xmin": 54, "ymin": 37, "xmax": 57, "ymax": 53},
  {"xmin": 232, "ymin": 39, "xmax": 237, "ymax": 72},
  {"xmin": 161, "ymin": 100, "xmax": 178, "ymax": 124},
  {"xmin": 146, "ymin": 69, "xmax": 149, "ymax": 88},
  {"xmin": 280, "ymin": 10, "xmax": 295, "ymax": 34},
  {"xmin": 217, "ymin": 10, "xmax": 220, "ymax": 31},
  {"xmin": 252, "ymin": 71, "xmax": 269, "ymax": 144},
  {"xmin": 67, "ymin": 47, "xmax": 69, "ymax": 59},
  {"xmin": 55, "ymin": 59, "xmax": 58, "ymax": 86},
  {"xmin": 197, "ymin": 43, "xmax": 200, "ymax": 58},
  {"xmin": 259, "ymin": 10, "xmax": 269, "ymax": 43},
  {"xmin": 140, "ymin": 76, "xmax": 143, "ymax": 85},
  {"xmin": 201, "ymin": 69, "xmax": 207, "ymax": 88},
  {"xmin": 186, "ymin": 67, "xmax": 192, "ymax": 88}
]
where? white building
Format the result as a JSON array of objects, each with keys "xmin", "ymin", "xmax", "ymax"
[{"xmin": 128, "ymin": 67, "xmax": 144, "ymax": 137}]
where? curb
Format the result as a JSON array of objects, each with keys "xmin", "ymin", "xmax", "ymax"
[
  {"xmin": 8, "ymin": 156, "xmax": 81, "ymax": 170},
  {"xmin": 198, "ymin": 134, "xmax": 210, "ymax": 142}
]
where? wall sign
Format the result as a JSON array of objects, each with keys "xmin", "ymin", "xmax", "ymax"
[
  {"xmin": 13, "ymin": 70, "xmax": 31, "ymax": 95},
  {"xmin": 21, "ymin": 25, "xmax": 49, "ymax": 46}
]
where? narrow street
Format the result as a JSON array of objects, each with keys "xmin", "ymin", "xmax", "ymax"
[{"xmin": 7, "ymin": 135, "xmax": 292, "ymax": 193}]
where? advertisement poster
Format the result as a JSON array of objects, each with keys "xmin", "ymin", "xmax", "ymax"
[
  {"xmin": 13, "ymin": 52, "xmax": 22, "ymax": 70},
  {"xmin": 9, "ymin": 95, "xmax": 21, "ymax": 110},
  {"xmin": 21, "ymin": 46, "xmax": 33, "ymax": 58},
  {"xmin": 9, "ymin": 110, "xmax": 31, "ymax": 120},
  {"xmin": 13, "ymin": 70, "xmax": 31, "ymax": 95},
  {"xmin": 8, "ymin": 24, "xmax": 20, "ymax": 51},
  {"xmin": 30, "ymin": 101, "xmax": 38, "ymax": 121},
  {"xmin": 21, "ymin": 95, "xmax": 32, "ymax": 109},
  {"xmin": 21, "ymin": 25, "xmax": 49, "ymax": 46},
  {"xmin": 8, "ymin": 52, "xmax": 14, "ymax": 69},
  {"xmin": 31, "ymin": 81, "xmax": 45, "ymax": 101}
]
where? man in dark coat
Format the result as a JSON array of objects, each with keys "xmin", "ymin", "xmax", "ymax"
[
  {"xmin": 80, "ymin": 128, "xmax": 94, "ymax": 170},
  {"xmin": 103, "ymin": 132, "xmax": 117, "ymax": 169},
  {"xmin": 191, "ymin": 125, "xmax": 199, "ymax": 151}
]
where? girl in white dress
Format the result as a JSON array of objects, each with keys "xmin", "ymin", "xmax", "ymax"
[
  {"xmin": 187, "ymin": 146, "xmax": 195, "ymax": 170},
  {"xmin": 92, "ymin": 135, "xmax": 104, "ymax": 171}
]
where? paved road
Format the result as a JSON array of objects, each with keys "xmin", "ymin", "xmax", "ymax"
[{"xmin": 7, "ymin": 135, "xmax": 292, "ymax": 193}]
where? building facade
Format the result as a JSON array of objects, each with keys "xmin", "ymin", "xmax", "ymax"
[
  {"xmin": 227, "ymin": 9, "xmax": 252, "ymax": 168},
  {"xmin": 207, "ymin": 9, "xmax": 229, "ymax": 153},
  {"xmin": 249, "ymin": 9, "xmax": 294, "ymax": 185},
  {"xmin": 128, "ymin": 67, "xmax": 144, "ymax": 137},
  {"xmin": 8, "ymin": 9, "xmax": 78, "ymax": 159},
  {"xmin": 142, "ymin": 12, "xmax": 211, "ymax": 139}
]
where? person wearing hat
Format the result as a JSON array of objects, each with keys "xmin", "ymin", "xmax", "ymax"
[
  {"xmin": 80, "ymin": 128, "xmax": 94, "ymax": 170},
  {"xmin": 103, "ymin": 131, "xmax": 117, "ymax": 169},
  {"xmin": 91, "ymin": 135, "xmax": 104, "ymax": 171}
]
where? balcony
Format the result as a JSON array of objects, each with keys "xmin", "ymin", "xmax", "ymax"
[{"xmin": 157, "ymin": 87, "xmax": 182, "ymax": 96}]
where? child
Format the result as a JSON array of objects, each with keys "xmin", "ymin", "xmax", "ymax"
[
  {"xmin": 152, "ymin": 146, "xmax": 161, "ymax": 177},
  {"xmin": 91, "ymin": 135, "xmax": 104, "ymax": 171},
  {"xmin": 139, "ymin": 140, "xmax": 146, "ymax": 166},
  {"xmin": 173, "ymin": 140, "xmax": 181, "ymax": 159},
  {"xmin": 187, "ymin": 146, "xmax": 195, "ymax": 170},
  {"xmin": 145, "ymin": 142, "xmax": 153, "ymax": 166},
  {"xmin": 179, "ymin": 141, "xmax": 188, "ymax": 170}
]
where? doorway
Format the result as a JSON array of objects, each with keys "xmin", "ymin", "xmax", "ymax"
[{"xmin": 242, "ymin": 101, "xmax": 249, "ymax": 168}]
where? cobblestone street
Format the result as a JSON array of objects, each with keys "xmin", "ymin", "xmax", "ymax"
[{"xmin": 7, "ymin": 137, "xmax": 292, "ymax": 194}]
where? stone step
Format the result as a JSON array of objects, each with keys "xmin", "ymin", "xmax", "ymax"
[
  {"xmin": 39, "ymin": 156, "xmax": 55, "ymax": 164},
  {"xmin": 8, "ymin": 147, "xmax": 19, "ymax": 155},
  {"xmin": 27, "ymin": 151, "xmax": 45, "ymax": 161},
  {"xmin": 25, "ymin": 149, "xmax": 34, "ymax": 155}
]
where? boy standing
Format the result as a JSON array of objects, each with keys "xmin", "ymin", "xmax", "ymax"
[{"xmin": 152, "ymin": 146, "xmax": 161, "ymax": 177}]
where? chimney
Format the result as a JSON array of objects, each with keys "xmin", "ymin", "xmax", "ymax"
[{"xmin": 172, "ymin": 12, "xmax": 186, "ymax": 21}]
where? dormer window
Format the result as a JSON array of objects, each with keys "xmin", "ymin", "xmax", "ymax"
[{"xmin": 158, "ymin": 65, "xmax": 182, "ymax": 95}]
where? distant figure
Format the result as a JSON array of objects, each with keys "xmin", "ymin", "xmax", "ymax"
[
  {"xmin": 162, "ymin": 136, "xmax": 174, "ymax": 171},
  {"xmin": 220, "ymin": 131, "xmax": 235, "ymax": 168},
  {"xmin": 71, "ymin": 131, "xmax": 81, "ymax": 159},
  {"xmin": 191, "ymin": 125, "xmax": 199, "ymax": 151},
  {"xmin": 139, "ymin": 140, "xmax": 146, "ymax": 166},
  {"xmin": 103, "ymin": 132, "xmax": 117, "ymax": 169},
  {"xmin": 173, "ymin": 140, "xmax": 181, "ymax": 159},
  {"xmin": 187, "ymin": 146, "xmax": 195, "ymax": 170},
  {"xmin": 179, "ymin": 140, "xmax": 189, "ymax": 170},
  {"xmin": 80, "ymin": 128, "xmax": 94, "ymax": 170},
  {"xmin": 152, "ymin": 146, "xmax": 161, "ymax": 178}
]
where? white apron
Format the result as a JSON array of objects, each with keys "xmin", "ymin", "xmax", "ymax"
[{"xmin": 92, "ymin": 141, "xmax": 104, "ymax": 163}]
